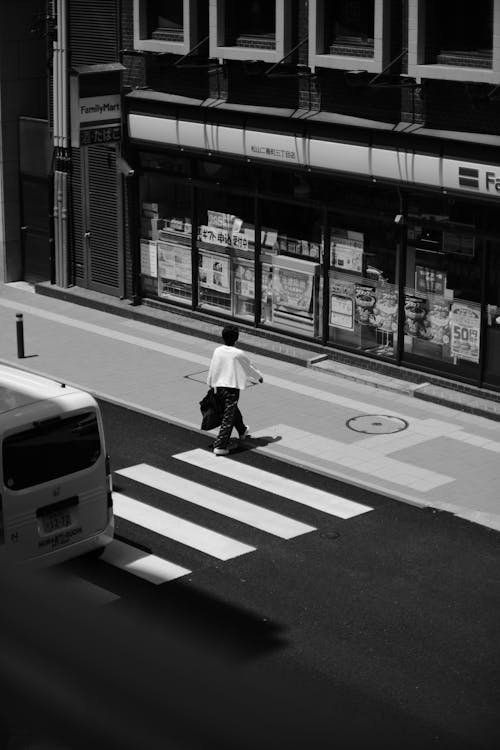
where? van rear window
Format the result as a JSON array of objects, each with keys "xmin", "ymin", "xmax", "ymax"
[{"xmin": 3, "ymin": 411, "xmax": 101, "ymax": 490}]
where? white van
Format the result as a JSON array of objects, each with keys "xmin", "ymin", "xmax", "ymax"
[{"xmin": 0, "ymin": 364, "xmax": 114, "ymax": 565}]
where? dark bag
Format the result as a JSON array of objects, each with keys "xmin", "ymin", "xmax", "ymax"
[{"xmin": 200, "ymin": 388, "xmax": 222, "ymax": 430}]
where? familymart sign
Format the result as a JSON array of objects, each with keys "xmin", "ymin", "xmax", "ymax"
[
  {"xmin": 71, "ymin": 93, "xmax": 121, "ymax": 147},
  {"xmin": 79, "ymin": 95, "xmax": 121, "ymax": 123}
]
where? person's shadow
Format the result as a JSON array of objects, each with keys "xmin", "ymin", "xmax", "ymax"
[{"xmin": 229, "ymin": 434, "xmax": 282, "ymax": 453}]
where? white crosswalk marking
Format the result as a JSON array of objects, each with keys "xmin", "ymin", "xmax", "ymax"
[
  {"xmin": 104, "ymin": 454, "xmax": 373, "ymax": 589},
  {"xmin": 112, "ymin": 491, "xmax": 255, "ymax": 560},
  {"xmin": 100, "ymin": 539, "xmax": 191, "ymax": 583},
  {"xmin": 173, "ymin": 449, "xmax": 372, "ymax": 519},
  {"xmin": 115, "ymin": 464, "xmax": 316, "ymax": 539}
]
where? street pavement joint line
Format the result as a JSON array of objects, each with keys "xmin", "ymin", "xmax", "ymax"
[
  {"xmin": 115, "ymin": 464, "xmax": 315, "ymax": 537},
  {"xmin": 172, "ymin": 449, "xmax": 372, "ymax": 519},
  {"xmin": 112, "ymin": 490, "xmax": 255, "ymax": 560},
  {"xmin": 100, "ymin": 538, "xmax": 191, "ymax": 583}
]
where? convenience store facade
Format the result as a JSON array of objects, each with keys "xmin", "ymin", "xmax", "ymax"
[{"xmin": 124, "ymin": 95, "xmax": 500, "ymax": 391}]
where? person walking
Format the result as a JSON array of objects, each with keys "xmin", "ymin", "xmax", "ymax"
[{"xmin": 207, "ymin": 325, "xmax": 263, "ymax": 455}]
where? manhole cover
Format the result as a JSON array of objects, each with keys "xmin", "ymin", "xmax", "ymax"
[{"xmin": 346, "ymin": 415, "xmax": 408, "ymax": 434}]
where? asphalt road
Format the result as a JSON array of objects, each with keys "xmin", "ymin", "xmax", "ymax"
[{"xmin": 5, "ymin": 399, "xmax": 498, "ymax": 749}]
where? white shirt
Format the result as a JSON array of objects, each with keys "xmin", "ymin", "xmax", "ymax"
[{"xmin": 207, "ymin": 345, "xmax": 263, "ymax": 390}]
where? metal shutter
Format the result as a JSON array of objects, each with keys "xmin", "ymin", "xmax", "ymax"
[
  {"xmin": 68, "ymin": 0, "xmax": 118, "ymax": 66},
  {"xmin": 87, "ymin": 144, "xmax": 121, "ymax": 295}
]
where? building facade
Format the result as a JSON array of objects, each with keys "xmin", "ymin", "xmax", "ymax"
[
  {"xmin": 0, "ymin": 0, "xmax": 50, "ymax": 285},
  {"xmin": 26, "ymin": 1, "xmax": 500, "ymax": 391}
]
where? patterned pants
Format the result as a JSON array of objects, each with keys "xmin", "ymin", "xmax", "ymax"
[{"xmin": 214, "ymin": 387, "xmax": 245, "ymax": 449}]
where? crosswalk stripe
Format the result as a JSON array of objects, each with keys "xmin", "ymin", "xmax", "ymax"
[
  {"xmin": 100, "ymin": 538, "xmax": 191, "ymax": 583},
  {"xmin": 112, "ymin": 491, "xmax": 255, "ymax": 561},
  {"xmin": 173, "ymin": 449, "xmax": 372, "ymax": 519},
  {"xmin": 115, "ymin": 464, "xmax": 315, "ymax": 539}
]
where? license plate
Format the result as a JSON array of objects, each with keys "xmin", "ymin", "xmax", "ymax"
[{"xmin": 40, "ymin": 509, "xmax": 73, "ymax": 535}]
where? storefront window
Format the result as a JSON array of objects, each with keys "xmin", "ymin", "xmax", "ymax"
[
  {"xmin": 138, "ymin": 170, "xmax": 192, "ymax": 304},
  {"xmin": 196, "ymin": 190, "xmax": 255, "ymax": 320},
  {"xmin": 403, "ymin": 197, "xmax": 482, "ymax": 378},
  {"xmin": 327, "ymin": 212, "xmax": 399, "ymax": 358},
  {"xmin": 423, "ymin": 0, "xmax": 493, "ymax": 68},
  {"xmin": 259, "ymin": 201, "xmax": 323, "ymax": 339},
  {"xmin": 483, "ymin": 238, "xmax": 500, "ymax": 388}
]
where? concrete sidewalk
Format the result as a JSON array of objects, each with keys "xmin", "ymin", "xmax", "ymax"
[{"xmin": 1, "ymin": 281, "xmax": 499, "ymax": 532}]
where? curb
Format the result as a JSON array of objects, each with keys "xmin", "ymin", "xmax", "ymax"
[{"xmin": 414, "ymin": 384, "xmax": 500, "ymax": 421}]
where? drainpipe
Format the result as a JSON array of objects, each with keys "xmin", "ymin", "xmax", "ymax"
[
  {"xmin": 60, "ymin": 0, "xmax": 69, "ymax": 286},
  {"xmin": 53, "ymin": 171, "xmax": 61, "ymax": 282},
  {"xmin": 396, "ymin": 189, "xmax": 407, "ymax": 364},
  {"xmin": 52, "ymin": 0, "xmax": 70, "ymax": 287}
]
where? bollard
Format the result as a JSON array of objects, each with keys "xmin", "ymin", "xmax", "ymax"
[{"xmin": 16, "ymin": 314, "xmax": 25, "ymax": 359}]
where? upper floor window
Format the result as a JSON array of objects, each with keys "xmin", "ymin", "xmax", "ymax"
[
  {"xmin": 134, "ymin": 0, "xmax": 202, "ymax": 55},
  {"xmin": 150, "ymin": 0, "xmax": 184, "ymax": 42},
  {"xmin": 210, "ymin": 0, "xmax": 291, "ymax": 63},
  {"xmin": 327, "ymin": 0, "xmax": 375, "ymax": 58},
  {"xmin": 225, "ymin": 1, "xmax": 276, "ymax": 49},
  {"xmin": 427, "ymin": 0, "xmax": 493, "ymax": 68},
  {"xmin": 408, "ymin": 0, "xmax": 500, "ymax": 83},
  {"xmin": 309, "ymin": 0, "xmax": 389, "ymax": 73}
]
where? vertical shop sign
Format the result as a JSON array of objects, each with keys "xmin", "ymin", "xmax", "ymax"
[{"xmin": 450, "ymin": 301, "xmax": 481, "ymax": 362}]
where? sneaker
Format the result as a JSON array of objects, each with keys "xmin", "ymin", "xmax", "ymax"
[
  {"xmin": 238, "ymin": 427, "xmax": 250, "ymax": 441},
  {"xmin": 213, "ymin": 447, "xmax": 230, "ymax": 456}
]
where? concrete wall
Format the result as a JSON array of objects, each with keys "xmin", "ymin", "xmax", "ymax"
[{"xmin": 0, "ymin": 0, "xmax": 47, "ymax": 283}]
